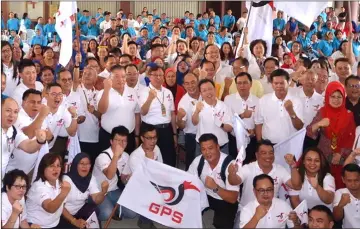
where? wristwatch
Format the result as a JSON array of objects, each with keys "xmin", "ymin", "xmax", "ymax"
[{"xmin": 213, "ymin": 186, "xmax": 219, "ymax": 193}]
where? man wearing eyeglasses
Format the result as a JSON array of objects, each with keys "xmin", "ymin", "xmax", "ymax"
[
  {"xmin": 228, "ymin": 140, "xmax": 302, "ymax": 227},
  {"xmin": 239, "ymin": 174, "xmax": 300, "ymax": 228},
  {"xmin": 345, "ymin": 75, "xmax": 360, "ymax": 127}
]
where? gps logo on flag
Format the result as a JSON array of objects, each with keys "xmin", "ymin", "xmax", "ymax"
[{"xmin": 149, "ymin": 181, "xmax": 200, "ymax": 223}]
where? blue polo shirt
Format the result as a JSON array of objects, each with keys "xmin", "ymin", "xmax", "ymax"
[
  {"xmin": 196, "ymin": 30, "xmax": 208, "ymax": 41},
  {"xmin": 332, "ymin": 38, "xmax": 343, "ymax": 51},
  {"xmin": 88, "ymin": 24, "xmax": 99, "ymax": 37},
  {"xmin": 273, "ymin": 18, "xmax": 286, "ymax": 31},
  {"xmin": 96, "ymin": 16, "xmax": 104, "ymax": 26},
  {"xmin": 211, "ymin": 16, "xmax": 221, "ymax": 29},
  {"xmin": 44, "ymin": 23, "xmax": 56, "ymax": 40},
  {"xmin": 222, "ymin": 14, "xmax": 235, "ymax": 29},
  {"xmin": 201, "ymin": 18, "xmax": 209, "ymax": 27},
  {"xmin": 31, "ymin": 35, "xmax": 47, "ymax": 47},
  {"xmin": 79, "ymin": 16, "xmax": 91, "ymax": 35},
  {"xmin": 22, "ymin": 18, "xmax": 32, "ymax": 29},
  {"xmin": 1, "ymin": 18, "xmax": 5, "ymax": 30},
  {"xmin": 353, "ymin": 40, "xmax": 360, "ymax": 57},
  {"xmin": 7, "ymin": 18, "xmax": 19, "ymax": 31},
  {"xmin": 215, "ymin": 33, "xmax": 229, "ymax": 46},
  {"xmin": 320, "ymin": 27, "xmax": 335, "ymax": 38},
  {"xmin": 297, "ymin": 36, "xmax": 311, "ymax": 49},
  {"xmin": 161, "ymin": 18, "xmax": 170, "ymax": 24},
  {"xmin": 35, "ymin": 24, "xmax": 44, "ymax": 35},
  {"xmin": 136, "ymin": 36, "xmax": 150, "ymax": 59},
  {"xmin": 317, "ymin": 40, "xmax": 334, "ymax": 57},
  {"xmin": 121, "ymin": 27, "xmax": 136, "ymax": 37}
]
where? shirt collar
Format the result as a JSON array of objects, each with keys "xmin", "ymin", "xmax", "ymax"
[
  {"xmin": 44, "ymin": 179, "xmax": 60, "ymax": 189},
  {"xmin": 149, "ymin": 83, "xmax": 163, "ymax": 92},
  {"xmin": 271, "ymin": 92, "xmax": 290, "ymax": 102}
]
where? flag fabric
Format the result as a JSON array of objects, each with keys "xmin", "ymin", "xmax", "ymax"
[
  {"xmin": 232, "ymin": 114, "xmax": 249, "ymax": 165},
  {"xmin": 237, "ymin": 1, "xmax": 274, "ymax": 57},
  {"xmin": 294, "ymin": 200, "xmax": 308, "ymax": 224},
  {"xmin": 118, "ymin": 158, "xmax": 208, "ymax": 228},
  {"xmin": 274, "ymin": 2, "xmax": 328, "ymax": 28},
  {"xmin": 55, "ymin": 1, "xmax": 77, "ymax": 67},
  {"xmin": 278, "ymin": 183, "xmax": 291, "ymax": 205},
  {"xmin": 274, "ymin": 128, "xmax": 306, "ymax": 173},
  {"xmin": 86, "ymin": 211, "xmax": 100, "ymax": 228}
]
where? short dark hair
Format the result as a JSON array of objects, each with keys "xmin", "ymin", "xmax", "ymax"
[
  {"xmin": 253, "ymin": 174, "xmax": 274, "ymax": 188},
  {"xmin": 2, "ymin": 169, "xmax": 29, "ymax": 193},
  {"xmin": 198, "ymin": 78, "xmax": 215, "ymax": 90},
  {"xmin": 119, "ymin": 53, "xmax": 132, "ymax": 61},
  {"xmin": 109, "ymin": 48, "xmax": 122, "ymax": 57},
  {"xmin": 299, "ymin": 55, "xmax": 311, "ymax": 69},
  {"xmin": 18, "ymin": 59, "xmax": 36, "ymax": 73},
  {"xmin": 342, "ymin": 164, "xmax": 360, "ymax": 176},
  {"xmin": 235, "ymin": 72, "xmax": 252, "ymax": 83},
  {"xmin": 309, "ymin": 205, "xmax": 334, "ymax": 222},
  {"xmin": 148, "ymin": 66, "xmax": 164, "ymax": 75},
  {"xmin": 200, "ymin": 59, "xmax": 215, "ymax": 69},
  {"xmin": 232, "ymin": 57, "xmax": 250, "ymax": 68},
  {"xmin": 140, "ymin": 124, "xmax": 157, "ymax": 137},
  {"xmin": 256, "ymin": 139, "xmax": 274, "ymax": 152},
  {"xmin": 125, "ymin": 64, "xmax": 138, "ymax": 72},
  {"xmin": 104, "ymin": 54, "xmax": 116, "ymax": 63},
  {"xmin": 22, "ymin": 89, "xmax": 42, "ymax": 101},
  {"xmin": 269, "ymin": 69, "xmax": 290, "ymax": 82},
  {"xmin": 35, "ymin": 153, "xmax": 63, "ymax": 182},
  {"xmin": 345, "ymin": 75, "xmax": 360, "ymax": 86},
  {"xmin": 110, "ymin": 64, "xmax": 125, "ymax": 73},
  {"xmin": 46, "ymin": 82, "xmax": 62, "ymax": 92},
  {"xmin": 199, "ymin": 133, "xmax": 218, "ymax": 145},
  {"xmin": 127, "ymin": 41, "xmax": 138, "ymax": 47},
  {"xmin": 264, "ymin": 57, "xmax": 279, "ymax": 67},
  {"xmin": 41, "ymin": 66, "xmax": 55, "ymax": 76},
  {"xmin": 335, "ymin": 57, "xmax": 350, "ymax": 67},
  {"xmin": 110, "ymin": 126, "xmax": 129, "ymax": 140},
  {"xmin": 151, "ymin": 43, "xmax": 164, "ymax": 51},
  {"xmin": 86, "ymin": 57, "xmax": 100, "ymax": 66},
  {"xmin": 57, "ymin": 68, "xmax": 72, "ymax": 80},
  {"xmin": 249, "ymin": 39, "xmax": 267, "ymax": 57}
]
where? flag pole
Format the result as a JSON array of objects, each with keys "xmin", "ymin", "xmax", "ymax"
[{"xmin": 240, "ymin": 1, "xmax": 253, "ymax": 48}]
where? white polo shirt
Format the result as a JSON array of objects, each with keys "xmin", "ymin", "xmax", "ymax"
[
  {"xmin": 12, "ymin": 82, "xmax": 44, "ymax": 106},
  {"xmin": 131, "ymin": 81, "xmax": 146, "ymax": 98},
  {"xmin": 237, "ymin": 161, "xmax": 291, "ymax": 210},
  {"xmin": 1, "ymin": 126, "xmax": 27, "ymax": 178},
  {"xmin": 98, "ymin": 69, "xmax": 111, "ymax": 79},
  {"xmin": 63, "ymin": 175, "xmax": 100, "ymax": 215},
  {"xmin": 214, "ymin": 65, "xmax": 233, "ymax": 84},
  {"xmin": 224, "ymin": 93, "xmax": 259, "ymax": 131},
  {"xmin": 76, "ymin": 85, "xmax": 99, "ymax": 143},
  {"xmin": 47, "ymin": 105, "xmax": 73, "ymax": 147},
  {"xmin": 96, "ymin": 85, "xmax": 140, "ymax": 133},
  {"xmin": 2, "ymin": 64, "xmax": 19, "ymax": 96},
  {"xmin": 188, "ymin": 152, "xmax": 239, "ymax": 200},
  {"xmin": 93, "ymin": 147, "xmax": 129, "ymax": 192},
  {"xmin": 26, "ymin": 179, "xmax": 65, "ymax": 228},
  {"xmin": 259, "ymin": 76, "xmax": 274, "ymax": 95},
  {"xmin": 1, "ymin": 193, "xmax": 27, "ymax": 228},
  {"xmin": 177, "ymin": 93, "xmax": 202, "ymax": 135},
  {"xmin": 194, "ymin": 99, "xmax": 232, "ymax": 146},
  {"xmin": 6, "ymin": 109, "xmax": 48, "ymax": 174},
  {"xmin": 290, "ymin": 87, "xmax": 324, "ymax": 127},
  {"xmin": 239, "ymin": 198, "xmax": 293, "ymax": 228},
  {"xmin": 288, "ymin": 173, "xmax": 335, "ymax": 209},
  {"xmin": 139, "ymin": 84, "xmax": 175, "ymax": 125},
  {"xmin": 254, "ymin": 92, "xmax": 304, "ymax": 144},
  {"xmin": 123, "ymin": 144, "xmax": 163, "ymax": 175},
  {"xmin": 333, "ymin": 188, "xmax": 360, "ymax": 228},
  {"xmin": 59, "ymin": 91, "xmax": 84, "ymax": 137}
]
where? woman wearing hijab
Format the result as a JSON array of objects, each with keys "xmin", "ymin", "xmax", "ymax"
[
  {"xmin": 59, "ymin": 153, "xmax": 109, "ymax": 228},
  {"xmin": 175, "ymin": 59, "xmax": 190, "ymax": 85},
  {"xmin": 163, "ymin": 68, "xmax": 186, "ymax": 113},
  {"xmin": 307, "ymin": 81, "xmax": 356, "ymax": 189}
]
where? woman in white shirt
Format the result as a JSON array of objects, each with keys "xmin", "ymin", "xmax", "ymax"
[
  {"xmin": 59, "ymin": 153, "xmax": 109, "ymax": 228},
  {"xmin": 26, "ymin": 153, "xmax": 71, "ymax": 228},
  {"xmin": 289, "ymin": 147, "xmax": 335, "ymax": 210},
  {"xmin": 2, "ymin": 169, "xmax": 39, "ymax": 228},
  {"xmin": 1, "ymin": 41, "xmax": 19, "ymax": 96}
]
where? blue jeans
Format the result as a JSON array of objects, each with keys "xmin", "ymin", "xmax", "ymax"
[{"xmin": 96, "ymin": 189, "xmax": 137, "ymax": 221}]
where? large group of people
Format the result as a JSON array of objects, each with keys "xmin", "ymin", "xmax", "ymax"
[{"xmin": 1, "ymin": 4, "xmax": 360, "ymax": 229}]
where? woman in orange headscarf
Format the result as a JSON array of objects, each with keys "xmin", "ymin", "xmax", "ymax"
[{"xmin": 307, "ymin": 81, "xmax": 356, "ymax": 189}]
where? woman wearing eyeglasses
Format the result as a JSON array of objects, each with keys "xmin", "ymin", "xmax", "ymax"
[
  {"xmin": 26, "ymin": 153, "xmax": 71, "ymax": 228},
  {"xmin": 288, "ymin": 148, "xmax": 335, "ymax": 210},
  {"xmin": 307, "ymin": 82, "xmax": 356, "ymax": 189},
  {"xmin": 2, "ymin": 169, "xmax": 40, "ymax": 228},
  {"xmin": 59, "ymin": 153, "xmax": 108, "ymax": 228}
]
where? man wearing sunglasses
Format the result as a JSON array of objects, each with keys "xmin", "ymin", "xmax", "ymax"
[{"xmin": 345, "ymin": 75, "xmax": 360, "ymax": 127}]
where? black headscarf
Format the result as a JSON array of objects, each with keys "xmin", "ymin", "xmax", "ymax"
[{"xmin": 67, "ymin": 153, "xmax": 92, "ymax": 193}]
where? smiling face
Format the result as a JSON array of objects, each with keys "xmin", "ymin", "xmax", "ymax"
[
  {"xmin": 125, "ymin": 65, "xmax": 139, "ymax": 86},
  {"xmin": 44, "ymin": 158, "xmax": 62, "ymax": 183},
  {"xmin": 1, "ymin": 44, "xmax": 12, "ymax": 63},
  {"xmin": 149, "ymin": 68, "xmax": 164, "ymax": 89},
  {"xmin": 199, "ymin": 81, "xmax": 215, "ymax": 103},
  {"xmin": 335, "ymin": 61, "xmax": 351, "ymax": 80},
  {"xmin": 346, "ymin": 78, "xmax": 360, "ymax": 101},
  {"xmin": 183, "ymin": 73, "xmax": 198, "ymax": 96},
  {"xmin": 252, "ymin": 42, "xmax": 265, "ymax": 58},
  {"xmin": 111, "ymin": 68, "xmax": 126, "ymax": 90},
  {"xmin": 57, "ymin": 71, "xmax": 73, "ymax": 92},
  {"xmin": 256, "ymin": 144, "xmax": 275, "ymax": 168},
  {"xmin": 1, "ymin": 99, "xmax": 19, "ymax": 129},
  {"xmin": 41, "ymin": 69, "xmax": 54, "ymax": 86},
  {"xmin": 329, "ymin": 91, "xmax": 343, "ymax": 108},
  {"xmin": 303, "ymin": 150, "xmax": 321, "ymax": 175},
  {"xmin": 46, "ymin": 86, "xmax": 63, "ymax": 109}
]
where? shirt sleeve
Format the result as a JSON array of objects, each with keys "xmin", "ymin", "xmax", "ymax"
[
  {"xmin": 63, "ymin": 110, "xmax": 73, "ymax": 129},
  {"xmin": 239, "ymin": 205, "xmax": 254, "ymax": 228},
  {"xmin": 222, "ymin": 103, "xmax": 233, "ymax": 126},
  {"xmin": 293, "ymin": 98, "xmax": 304, "ymax": 123},
  {"xmin": 88, "ymin": 176, "xmax": 101, "ymax": 195},
  {"xmin": 333, "ymin": 190, "xmax": 343, "ymax": 207},
  {"xmin": 254, "ymin": 98, "xmax": 264, "ymax": 125},
  {"xmin": 14, "ymin": 130, "xmax": 28, "ymax": 148},
  {"xmin": 95, "ymin": 154, "xmax": 111, "ymax": 173},
  {"xmin": 323, "ymin": 174, "xmax": 336, "ymax": 193}
]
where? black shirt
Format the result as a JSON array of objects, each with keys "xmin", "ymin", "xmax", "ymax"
[{"xmin": 345, "ymin": 97, "xmax": 360, "ymax": 126}]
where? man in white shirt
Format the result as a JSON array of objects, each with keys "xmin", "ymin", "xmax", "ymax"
[
  {"xmin": 6, "ymin": 89, "xmax": 53, "ymax": 175},
  {"xmin": 236, "ymin": 11, "xmax": 247, "ymax": 33},
  {"xmin": 93, "ymin": 126, "xmax": 137, "ymax": 221},
  {"xmin": 12, "ymin": 59, "xmax": 44, "ymax": 106},
  {"xmin": 333, "ymin": 164, "xmax": 360, "ymax": 228},
  {"xmin": 308, "ymin": 205, "xmax": 334, "ymax": 229},
  {"xmin": 330, "ymin": 58, "xmax": 352, "ymax": 85},
  {"xmin": 99, "ymin": 12, "xmax": 112, "ymax": 33},
  {"xmin": 97, "ymin": 65, "xmax": 141, "ymax": 154},
  {"xmin": 314, "ymin": 66, "xmax": 329, "ymax": 96},
  {"xmin": 45, "ymin": 83, "xmax": 78, "ymax": 156},
  {"xmin": 1, "ymin": 97, "xmax": 46, "ymax": 178},
  {"xmin": 139, "ymin": 66, "xmax": 177, "ymax": 166},
  {"xmin": 204, "ymin": 44, "xmax": 233, "ymax": 84},
  {"xmin": 228, "ymin": 140, "xmax": 302, "ymax": 225},
  {"xmin": 259, "ymin": 57, "xmax": 279, "ymax": 95},
  {"xmin": 192, "ymin": 79, "xmax": 233, "ymax": 154},
  {"xmin": 224, "ymin": 72, "xmax": 259, "ymax": 162},
  {"xmin": 125, "ymin": 64, "xmax": 146, "ymax": 98},
  {"xmin": 98, "ymin": 55, "xmax": 117, "ymax": 79},
  {"xmin": 177, "ymin": 72, "xmax": 201, "ymax": 169},
  {"xmin": 188, "ymin": 133, "xmax": 239, "ymax": 228},
  {"xmin": 76, "ymin": 67, "xmax": 101, "ymax": 164},
  {"xmin": 255, "ymin": 69, "xmax": 304, "ymax": 144},
  {"xmin": 239, "ymin": 174, "xmax": 300, "ymax": 228}
]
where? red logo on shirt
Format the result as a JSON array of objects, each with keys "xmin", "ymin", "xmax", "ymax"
[
  {"xmin": 215, "ymin": 111, "xmax": 225, "ymax": 122},
  {"xmin": 273, "ymin": 177, "xmax": 278, "ymax": 185},
  {"xmin": 128, "ymin": 94, "xmax": 135, "ymax": 101},
  {"xmin": 249, "ymin": 105, "xmax": 256, "ymax": 111},
  {"xmin": 276, "ymin": 212, "xmax": 286, "ymax": 223},
  {"xmin": 57, "ymin": 119, "xmax": 64, "ymax": 127},
  {"xmin": 313, "ymin": 104, "xmax": 320, "ymax": 111},
  {"xmin": 167, "ymin": 94, "xmax": 171, "ymax": 101}
]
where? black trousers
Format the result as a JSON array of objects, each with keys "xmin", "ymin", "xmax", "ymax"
[
  {"xmin": 228, "ymin": 134, "xmax": 257, "ymax": 165},
  {"xmin": 185, "ymin": 133, "xmax": 197, "ymax": 170},
  {"xmin": 50, "ymin": 136, "xmax": 68, "ymax": 162},
  {"xmin": 98, "ymin": 127, "xmax": 136, "ymax": 155},
  {"xmin": 142, "ymin": 122, "xmax": 176, "ymax": 167},
  {"xmin": 206, "ymin": 195, "xmax": 238, "ymax": 229},
  {"xmin": 79, "ymin": 141, "xmax": 99, "ymax": 167},
  {"xmin": 58, "ymin": 202, "xmax": 99, "ymax": 229}
]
